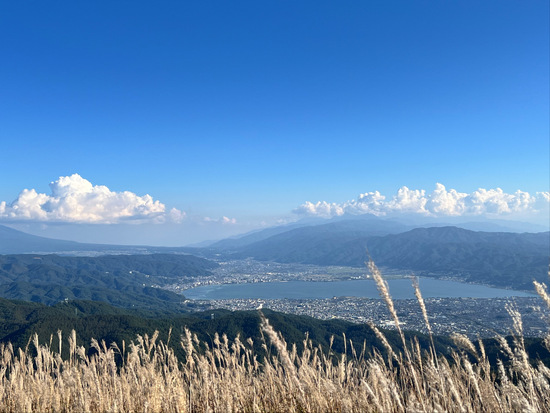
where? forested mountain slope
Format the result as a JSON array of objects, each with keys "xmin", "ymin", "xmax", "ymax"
[
  {"xmin": 0, "ymin": 254, "xmax": 217, "ymax": 310},
  {"xmin": 227, "ymin": 226, "xmax": 549, "ymax": 290}
]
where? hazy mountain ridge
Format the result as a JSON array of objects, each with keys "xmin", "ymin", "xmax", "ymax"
[
  {"xmin": 225, "ymin": 218, "xmax": 409, "ymax": 261},
  {"xmin": 0, "ymin": 225, "xmax": 92, "ymax": 254},
  {"xmin": 0, "ymin": 225, "xmax": 199, "ymax": 256}
]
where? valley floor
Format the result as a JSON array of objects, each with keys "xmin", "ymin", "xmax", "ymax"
[{"xmin": 196, "ymin": 296, "xmax": 550, "ymax": 338}]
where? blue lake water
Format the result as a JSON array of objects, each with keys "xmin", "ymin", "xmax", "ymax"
[{"xmin": 183, "ymin": 278, "xmax": 535, "ymax": 300}]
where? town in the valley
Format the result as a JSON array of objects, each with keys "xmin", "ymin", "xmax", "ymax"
[{"xmin": 162, "ymin": 258, "xmax": 550, "ymax": 339}]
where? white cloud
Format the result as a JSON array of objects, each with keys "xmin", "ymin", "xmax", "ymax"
[
  {"xmin": 168, "ymin": 208, "xmax": 187, "ymax": 224},
  {"xmin": 221, "ymin": 216, "xmax": 237, "ymax": 224},
  {"xmin": 294, "ymin": 201, "xmax": 344, "ymax": 218},
  {"xmin": 0, "ymin": 174, "xmax": 186, "ymax": 224},
  {"xmin": 294, "ymin": 184, "xmax": 550, "ymax": 221},
  {"xmin": 387, "ymin": 187, "xmax": 427, "ymax": 213},
  {"xmin": 203, "ymin": 216, "xmax": 237, "ymax": 225}
]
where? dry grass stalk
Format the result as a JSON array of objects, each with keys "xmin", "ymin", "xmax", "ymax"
[
  {"xmin": 0, "ymin": 321, "xmax": 548, "ymax": 412},
  {"xmin": 534, "ymin": 281, "xmax": 550, "ymax": 310}
]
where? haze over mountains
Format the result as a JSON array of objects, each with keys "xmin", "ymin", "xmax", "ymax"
[
  {"xmin": 208, "ymin": 215, "xmax": 547, "ymax": 249},
  {"xmin": 0, "ymin": 224, "xmax": 195, "ymax": 256}
]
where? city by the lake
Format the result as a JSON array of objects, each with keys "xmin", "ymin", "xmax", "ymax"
[{"xmin": 183, "ymin": 278, "xmax": 535, "ymax": 300}]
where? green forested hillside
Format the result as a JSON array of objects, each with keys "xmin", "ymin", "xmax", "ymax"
[
  {"xmin": 0, "ymin": 297, "xmax": 446, "ymax": 362},
  {"xmin": 0, "ymin": 297, "xmax": 547, "ymax": 368},
  {"xmin": 367, "ymin": 227, "xmax": 549, "ymax": 289},
  {"xmin": 0, "ymin": 254, "xmax": 217, "ymax": 310}
]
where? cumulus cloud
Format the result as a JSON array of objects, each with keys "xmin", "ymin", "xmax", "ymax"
[
  {"xmin": 0, "ymin": 174, "xmax": 186, "ymax": 224},
  {"xmin": 294, "ymin": 183, "xmax": 550, "ymax": 220}
]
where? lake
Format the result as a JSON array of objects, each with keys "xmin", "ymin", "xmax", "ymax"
[{"xmin": 183, "ymin": 278, "xmax": 535, "ymax": 300}]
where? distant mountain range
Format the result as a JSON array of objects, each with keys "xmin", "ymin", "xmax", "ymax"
[
  {"xmin": 0, "ymin": 224, "xmax": 196, "ymax": 255},
  {"xmin": 367, "ymin": 227, "xmax": 549, "ymax": 290},
  {"xmin": 207, "ymin": 214, "xmax": 549, "ymax": 250},
  {"xmin": 206, "ymin": 218, "xmax": 549, "ymax": 291},
  {"xmin": 1, "ymin": 218, "xmax": 549, "ymax": 293},
  {"xmin": 0, "ymin": 224, "xmax": 98, "ymax": 254},
  {"xmin": 209, "ymin": 215, "xmax": 409, "ymax": 251}
]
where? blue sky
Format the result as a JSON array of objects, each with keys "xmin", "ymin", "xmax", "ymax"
[{"xmin": 0, "ymin": 1, "xmax": 548, "ymax": 244}]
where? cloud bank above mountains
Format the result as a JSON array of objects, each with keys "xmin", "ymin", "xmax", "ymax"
[
  {"xmin": 0, "ymin": 174, "xmax": 184, "ymax": 224},
  {"xmin": 294, "ymin": 183, "xmax": 550, "ymax": 222},
  {"xmin": 1, "ymin": 176, "xmax": 548, "ymax": 229}
]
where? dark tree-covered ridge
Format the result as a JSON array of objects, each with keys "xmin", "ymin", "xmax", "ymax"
[{"xmin": 0, "ymin": 254, "xmax": 217, "ymax": 310}]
